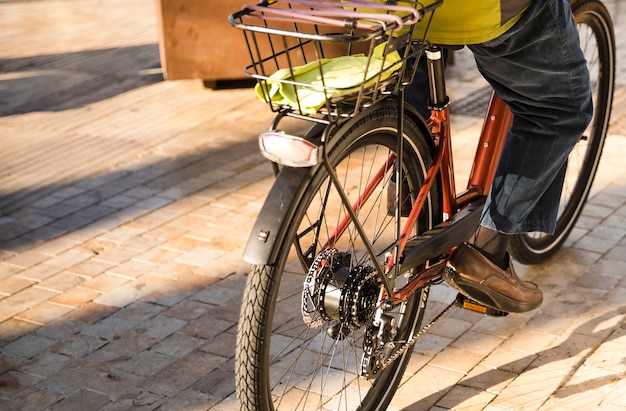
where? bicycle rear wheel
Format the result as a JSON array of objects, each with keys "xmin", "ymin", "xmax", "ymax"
[
  {"xmin": 509, "ymin": 0, "xmax": 615, "ymax": 264},
  {"xmin": 236, "ymin": 105, "xmax": 440, "ymax": 410}
]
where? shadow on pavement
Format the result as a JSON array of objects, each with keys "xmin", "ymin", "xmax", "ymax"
[{"xmin": 0, "ymin": 45, "xmax": 163, "ymax": 116}]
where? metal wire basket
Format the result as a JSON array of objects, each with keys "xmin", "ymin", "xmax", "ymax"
[{"xmin": 229, "ymin": 0, "xmax": 438, "ymax": 119}]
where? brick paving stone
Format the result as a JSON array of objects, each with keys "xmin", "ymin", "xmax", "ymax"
[
  {"xmin": 158, "ymin": 388, "xmax": 214, "ymax": 411},
  {"xmin": 100, "ymin": 388, "xmax": 167, "ymax": 410},
  {"xmin": 117, "ymin": 351, "xmax": 177, "ymax": 377},
  {"xmin": 412, "ymin": 333, "xmax": 454, "ymax": 357},
  {"xmin": 0, "ymin": 317, "xmax": 41, "ymax": 342},
  {"xmin": 102, "ymin": 329, "xmax": 156, "ymax": 357},
  {"xmin": 34, "ymin": 271, "xmax": 87, "ymax": 292},
  {"xmin": 0, "ymin": 276, "xmax": 35, "ymax": 296},
  {"xmin": 500, "ymin": 330, "xmax": 558, "ymax": 354},
  {"xmin": 603, "ymin": 375, "xmax": 626, "ymax": 408},
  {"xmin": 1, "ymin": 286, "xmax": 59, "ymax": 309},
  {"xmin": 103, "ymin": 193, "xmax": 147, "ymax": 210},
  {"xmin": 98, "ymin": 226, "xmax": 145, "ymax": 244},
  {"xmin": 198, "ymin": 330, "xmax": 236, "ymax": 359},
  {"xmin": 13, "ymin": 212, "xmax": 55, "ymax": 230},
  {"xmin": 168, "ymin": 350, "xmax": 228, "ymax": 378},
  {"xmin": 70, "ymin": 349, "xmax": 132, "ymax": 377},
  {"xmin": 91, "ymin": 243, "xmax": 137, "ymax": 264},
  {"xmin": 160, "ymin": 235, "xmax": 210, "ymax": 253},
  {"xmin": 63, "ymin": 301, "xmax": 119, "ymax": 326},
  {"xmin": 192, "ymin": 281, "xmax": 245, "ymax": 308},
  {"xmin": 133, "ymin": 247, "xmax": 183, "ymax": 266},
  {"xmin": 190, "ymin": 366, "xmax": 236, "ymax": 400},
  {"xmin": 48, "ymin": 286, "xmax": 100, "ymax": 308},
  {"xmin": 15, "ymin": 301, "xmax": 74, "ymax": 325},
  {"xmin": 53, "ymin": 332, "xmax": 109, "ymax": 359},
  {"xmin": 45, "ymin": 248, "xmax": 95, "ymax": 269},
  {"xmin": 480, "ymin": 346, "xmax": 537, "ymax": 375},
  {"xmin": 147, "ymin": 260, "xmax": 196, "ymax": 281},
  {"xmin": 41, "ymin": 203, "xmax": 83, "ymax": 220},
  {"xmin": 470, "ymin": 312, "xmax": 534, "ymax": 340},
  {"xmin": 437, "ymin": 384, "xmax": 498, "ymax": 411},
  {"xmin": 4, "ymin": 250, "xmax": 50, "ymax": 269},
  {"xmin": 459, "ymin": 364, "xmax": 518, "ymax": 395},
  {"xmin": 34, "ymin": 316, "xmax": 87, "ymax": 342},
  {"xmin": 392, "ymin": 364, "xmax": 462, "ymax": 410},
  {"xmin": 0, "ymin": 351, "xmax": 18, "ymax": 375},
  {"xmin": 152, "ymin": 332, "xmax": 206, "ymax": 358},
  {"xmin": 0, "ymin": 222, "xmax": 30, "ymax": 242},
  {"xmin": 491, "ymin": 367, "xmax": 569, "ymax": 410},
  {"xmin": 1, "ymin": 333, "xmax": 56, "ymax": 362},
  {"xmin": 109, "ymin": 300, "xmax": 166, "ymax": 323},
  {"xmin": 82, "ymin": 316, "xmax": 138, "ymax": 343},
  {"xmin": 4, "ymin": 387, "xmax": 63, "ymax": 411},
  {"xmin": 546, "ymin": 365, "xmax": 620, "ymax": 410},
  {"xmin": 428, "ymin": 315, "xmax": 474, "ymax": 340},
  {"xmin": 83, "ymin": 369, "xmax": 146, "ymax": 399},
  {"xmin": 180, "ymin": 314, "xmax": 235, "ymax": 341},
  {"xmin": 592, "ymin": 257, "xmax": 626, "ymax": 277},
  {"xmin": 174, "ymin": 246, "xmax": 224, "ymax": 267},
  {"xmin": 428, "ymin": 346, "xmax": 485, "ymax": 375},
  {"xmin": 124, "ymin": 213, "xmax": 168, "ymax": 231},
  {"xmin": 49, "ymin": 214, "xmax": 94, "ymax": 233},
  {"xmin": 105, "ymin": 259, "xmax": 153, "ymax": 279},
  {"xmin": 0, "ymin": 262, "xmax": 20, "ymax": 280},
  {"xmin": 48, "ymin": 388, "xmax": 112, "ymax": 411},
  {"xmin": 451, "ymin": 330, "xmax": 507, "ymax": 356},
  {"xmin": 141, "ymin": 367, "xmax": 202, "ymax": 398},
  {"xmin": 585, "ymin": 340, "xmax": 626, "ymax": 372},
  {"xmin": 18, "ymin": 352, "xmax": 74, "ymax": 378},
  {"xmin": 80, "ymin": 272, "xmax": 131, "ymax": 293},
  {"xmin": 28, "ymin": 237, "xmax": 76, "ymax": 257},
  {"xmin": 0, "ymin": 303, "xmax": 28, "ymax": 324},
  {"xmin": 161, "ymin": 299, "xmax": 213, "ymax": 321},
  {"xmin": 142, "ymin": 223, "xmax": 189, "ymax": 242},
  {"xmin": 93, "ymin": 274, "xmax": 172, "ymax": 308}
]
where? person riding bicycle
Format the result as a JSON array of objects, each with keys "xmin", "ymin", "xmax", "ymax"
[{"xmin": 406, "ymin": 0, "xmax": 593, "ymax": 313}]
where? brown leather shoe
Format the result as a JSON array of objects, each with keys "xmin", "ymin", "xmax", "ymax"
[{"xmin": 442, "ymin": 243, "xmax": 543, "ymax": 313}]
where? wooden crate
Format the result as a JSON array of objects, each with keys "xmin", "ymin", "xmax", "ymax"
[{"xmin": 155, "ymin": 0, "xmax": 252, "ymax": 81}]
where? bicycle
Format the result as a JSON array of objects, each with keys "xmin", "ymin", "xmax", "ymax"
[{"xmin": 228, "ymin": 0, "xmax": 615, "ymax": 409}]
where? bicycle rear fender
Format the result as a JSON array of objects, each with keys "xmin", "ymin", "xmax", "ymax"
[
  {"xmin": 243, "ymin": 165, "xmax": 314, "ymax": 265},
  {"xmin": 243, "ymin": 100, "xmax": 433, "ymax": 266}
]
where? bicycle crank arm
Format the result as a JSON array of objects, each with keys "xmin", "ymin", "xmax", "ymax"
[{"xmin": 399, "ymin": 197, "xmax": 485, "ymax": 273}]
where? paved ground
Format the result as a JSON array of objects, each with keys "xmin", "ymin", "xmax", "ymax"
[{"xmin": 1, "ymin": 0, "xmax": 626, "ymax": 410}]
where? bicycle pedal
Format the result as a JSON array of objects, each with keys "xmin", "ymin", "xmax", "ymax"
[{"xmin": 454, "ymin": 293, "xmax": 509, "ymax": 317}]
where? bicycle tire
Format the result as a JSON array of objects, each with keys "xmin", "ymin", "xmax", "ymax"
[
  {"xmin": 509, "ymin": 0, "xmax": 615, "ymax": 264},
  {"xmin": 236, "ymin": 105, "xmax": 440, "ymax": 410}
]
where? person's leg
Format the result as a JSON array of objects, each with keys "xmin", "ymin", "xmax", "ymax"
[
  {"xmin": 469, "ymin": 0, "xmax": 593, "ymax": 235},
  {"xmin": 445, "ymin": 0, "xmax": 592, "ymax": 313}
]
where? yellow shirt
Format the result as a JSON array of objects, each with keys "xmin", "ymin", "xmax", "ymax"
[{"xmin": 413, "ymin": 0, "xmax": 531, "ymax": 45}]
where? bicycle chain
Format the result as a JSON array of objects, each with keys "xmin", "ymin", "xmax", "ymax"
[{"xmin": 379, "ymin": 298, "xmax": 456, "ymax": 370}]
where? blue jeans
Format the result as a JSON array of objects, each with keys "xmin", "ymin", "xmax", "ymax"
[{"xmin": 407, "ymin": 0, "xmax": 593, "ymax": 234}]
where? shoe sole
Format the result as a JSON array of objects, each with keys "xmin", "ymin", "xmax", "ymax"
[{"xmin": 442, "ymin": 267, "xmax": 542, "ymax": 314}]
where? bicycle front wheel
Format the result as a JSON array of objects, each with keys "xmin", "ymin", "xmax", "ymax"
[
  {"xmin": 236, "ymin": 105, "xmax": 440, "ymax": 410},
  {"xmin": 509, "ymin": 0, "xmax": 615, "ymax": 264}
]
